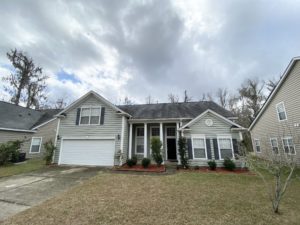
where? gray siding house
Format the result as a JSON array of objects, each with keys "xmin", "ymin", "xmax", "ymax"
[
  {"xmin": 54, "ymin": 91, "xmax": 245, "ymax": 167},
  {"xmin": 249, "ymin": 57, "xmax": 300, "ymax": 165},
  {"xmin": 0, "ymin": 101, "xmax": 61, "ymax": 157}
]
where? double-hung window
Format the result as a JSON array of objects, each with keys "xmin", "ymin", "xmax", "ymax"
[
  {"xmin": 282, "ymin": 137, "xmax": 296, "ymax": 155},
  {"xmin": 30, "ymin": 137, "xmax": 42, "ymax": 153},
  {"xmin": 270, "ymin": 138, "xmax": 279, "ymax": 154},
  {"xmin": 80, "ymin": 107, "xmax": 101, "ymax": 125},
  {"xmin": 135, "ymin": 127, "xmax": 144, "ymax": 154},
  {"xmin": 192, "ymin": 136, "xmax": 206, "ymax": 159},
  {"xmin": 218, "ymin": 137, "xmax": 234, "ymax": 159},
  {"xmin": 254, "ymin": 139, "xmax": 261, "ymax": 153},
  {"xmin": 276, "ymin": 102, "xmax": 287, "ymax": 121}
]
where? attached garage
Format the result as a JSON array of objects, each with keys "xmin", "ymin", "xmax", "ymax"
[{"xmin": 59, "ymin": 139, "xmax": 115, "ymax": 166}]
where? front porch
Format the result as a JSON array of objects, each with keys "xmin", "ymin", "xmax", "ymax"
[{"xmin": 128, "ymin": 121, "xmax": 180, "ymax": 163}]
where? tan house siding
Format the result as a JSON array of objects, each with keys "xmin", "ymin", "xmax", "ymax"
[
  {"xmin": 251, "ymin": 60, "xmax": 300, "ymax": 165},
  {"xmin": 0, "ymin": 131, "xmax": 32, "ymax": 155},
  {"xmin": 54, "ymin": 95, "xmax": 124, "ymax": 165}
]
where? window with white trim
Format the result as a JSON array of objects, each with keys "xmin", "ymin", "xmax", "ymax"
[
  {"xmin": 166, "ymin": 127, "xmax": 176, "ymax": 137},
  {"xmin": 192, "ymin": 137, "xmax": 206, "ymax": 159},
  {"xmin": 254, "ymin": 139, "xmax": 261, "ymax": 153},
  {"xmin": 218, "ymin": 137, "xmax": 233, "ymax": 159},
  {"xmin": 151, "ymin": 127, "xmax": 160, "ymax": 137},
  {"xmin": 135, "ymin": 127, "xmax": 144, "ymax": 154},
  {"xmin": 30, "ymin": 137, "xmax": 42, "ymax": 153},
  {"xmin": 276, "ymin": 102, "xmax": 287, "ymax": 121},
  {"xmin": 270, "ymin": 138, "xmax": 279, "ymax": 154},
  {"xmin": 80, "ymin": 107, "xmax": 101, "ymax": 125},
  {"xmin": 282, "ymin": 137, "xmax": 296, "ymax": 155}
]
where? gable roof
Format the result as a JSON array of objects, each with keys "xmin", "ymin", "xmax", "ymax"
[
  {"xmin": 179, "ymin": 109, "xmax": 243, "ymax": 130},
  {"xmin": 0, "ymin": 101, "xmax": 61, "ymax": 132},
  {"xmin": 249, "ymin": 56, "xmax": 300, "ymax": 130},
  {"xmin": 56, "ymin": 90, "xmax": 131, "ymax": 117},
  {"xmin": 118, "ymin": 101, "xmax": 235, "ymax": 120}
]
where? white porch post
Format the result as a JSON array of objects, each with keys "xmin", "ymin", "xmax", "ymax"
[
  {"xmin": 176, "ymin": 122, "xmax": 181, "ymax": 165},
  {"xmin": 160, "ymin": 122, "xmax": 164, "ymax": 163},
  {"xmin": 144, "ymin": 123, "xmax": 147, "ymax": 158},
  {"xmin": 129, "ymin": 123, "xmax": 133, "ymax": 159}
]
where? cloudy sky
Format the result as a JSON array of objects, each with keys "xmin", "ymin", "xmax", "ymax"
[{"xmin": 0, "ymin": 0, "xmax": 300, "ymax": 105}]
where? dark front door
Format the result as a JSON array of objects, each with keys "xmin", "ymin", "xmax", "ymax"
[{"xmin": 167, "ymin": 138, "xmax": 177, "ymax": 160}]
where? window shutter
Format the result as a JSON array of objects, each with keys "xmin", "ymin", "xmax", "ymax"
[
  {"xmin": 187, "ymin": 138, "xmax": 193, "ymax": 159},
  {"xmin": 206, "ymin": 138, "xmax": 212, "ymax": 159},
  {"xmin": 232, "ymin": 139, "xmax": 239, "ymax": 159},
  {"xmin": 100, "ymin": 107, "xmax": 105, "ymax": 125},
  {"xmin": 75, "ymin": 108, "xmax": 81, "ymax": 125},
  {"xmin": 213, "ymin": 138, "xmax": 219, "ymax": 160}
]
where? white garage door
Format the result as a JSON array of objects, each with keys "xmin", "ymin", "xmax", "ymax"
[{"xmin": 59, "ymin": 139, "xmax": 115, "ymax": 166}]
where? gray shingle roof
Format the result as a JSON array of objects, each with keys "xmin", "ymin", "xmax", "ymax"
[
  {"xmin": 118, "ymin": 101, "xmax": 235, "ymax": 119},
  {"xmin": 0, "ymin": 101, "xmax": 61, "ymax": 130}
]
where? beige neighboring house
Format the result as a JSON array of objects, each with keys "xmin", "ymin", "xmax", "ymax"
[
  {"xmin": 0, "ymin": 101, "xmax": 61, "ymax": 158},
  {"xmin": 249, "ymin": 56, "xmax": 300, "ymax": 166}
]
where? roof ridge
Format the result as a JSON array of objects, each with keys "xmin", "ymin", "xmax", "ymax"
[{"xmin": 117, "ymin": 101, "xmax": 213, "ymax": 107}]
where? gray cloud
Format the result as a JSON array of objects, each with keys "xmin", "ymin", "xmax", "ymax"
[{"xmin": 0, "ymin": 0, "xmax": 300, "ymax": 104}]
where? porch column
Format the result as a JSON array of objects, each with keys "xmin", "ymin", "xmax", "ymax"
[
  {"xmin": 160, "ymin": 122, "xmax": 164, "ymax": 163},
  {"xmin": 129, "ymin": 123, "xmax": 133, "ymax": 158},
  {"xmin": 176, "ymin": 122, "xmax": 180, "ymax": 165},
  {"xmin": 144, "ymin": 123, "xmax": 147, "ymax": 158}
]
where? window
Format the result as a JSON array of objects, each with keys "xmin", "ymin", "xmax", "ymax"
[
  {"xmin": 276, "ymin": 102, "xmax": 287, "ymax": 121},
  {"xmin": 218, "ymin": 137, "xmax": 233, "ymax": 159},
  {"xmin": 166, "ymin": 127, "xmax": 176, "ymax": 137},
  {"xmin": 80, "ymin": 107, "xmax": 101, "ymax": 125},
  {"xmin": 270, "ymin": 138, "xmax": 279, "ymax": 154},
  {"xmin": 192, "ymin": 137, "xmax": 206, "ymax": 159},
  {"xmin": 30, "ymin": 137, "xmax": 42, "ymax": 153},
  {"xmin": 135, "ymin": 127, "xmax": 144, "ymax": 154},
  {"xmin": 151, "ymin": 127, "xmax": 160, "ymax": 137},
  {"xmin": 254, "ymin": 139, "xmax": 261, "ymax": 153},
  {"xmin": 282, "ymin": 137, "xmax": 296, "ymax": 155}
]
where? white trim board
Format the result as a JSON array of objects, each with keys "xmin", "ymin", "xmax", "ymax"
[
  {"xmin": 249, "ymin": 56, "xmax": 300, "ymax": 130},
  {"xmin": 0, "ymin": 127, "xmax": 36, "ymax": 133},
  {"xmin": 179, "ymin": 109, "xmax": 243, "ymax": 130},
  {"xmin": 31, "ymin": 118, "xmax": 57, "ymax": 130}
]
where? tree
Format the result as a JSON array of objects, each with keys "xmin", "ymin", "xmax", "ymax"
[
  {"xmin": 266, "ymin": 78, "xmax": 278, "ymax": 93},
  {"xmin": 183, "ymin": 90, "xmax": 192, "ymax": 102},
  {"xmin": 2, "ymin": 49, "xmax": 48, "ymax": 108},
  {"xmin": 168, "ymin": 93, "xmax": 179, "ymax": 103},
  {"xmin": 151, "ymin": 137, "xmax": 163, "ymax": 166},
  {"xmin": 123, "ymin": 96, "xmax": 134, "ymax": 105},
  {"xmin": 178, "ymin": 136, "xmax": 189, "ymax": 168},
  {"xmin": 238, "ymin": 78, "xmax": 266, "ymax": 123},
  {"xmin": 216, "ymin": 88, "xmax": 229, "ymax": 108},
  {"xmin": 200, "ymin": 92, "xmax": 213, "ymax": 101},
  {"xmin": 145, "ymin": 95, "xmax": 154, "ymax": 104}
]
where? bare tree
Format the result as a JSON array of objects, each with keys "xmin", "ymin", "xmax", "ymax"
[
  {"xmin": 145, "ymin": 95, "xmax": 153, "ymax": 104},
  {"xmin": 183, "ymin": 90, "xmax": 192, "ymax": 102},
  {"xmin": 168, "ymin": 93, "xmax": 179, "ymax": 103},
  {"xmin": 266, "ymin": 78, "xmax": 278, "ymax": 93},
  {"xmin": 216, "ymin": 88, "xmax": 229, "ymax": 108},
  {"xmin": 123, "ymin": 96, "xmax": 134, "ymax": 105},
  {"xmin": 200, "ymin": 92, "xmax": 213, "ymax": 101},
  {"xmin": 2, "ymin": 49, "xmax": 48, "ymax": 108}
]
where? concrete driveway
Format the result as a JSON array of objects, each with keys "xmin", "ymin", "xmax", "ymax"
[{"xmin": 0, "ymin": 166, "xmax": 103, "ymax": 221}]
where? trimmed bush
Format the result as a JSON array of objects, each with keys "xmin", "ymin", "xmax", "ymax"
[
  {"xmin": 178, "ymin": 136, "xmax": 189, "ymax": 169},
  {"xmin": 142, "ymin": 158, "xmax": 151, "ymax": 168},
  {"xmin": 44, "ymin": 140, "xmax": 56, "ymax": 165},
  {"xmin": 194, "ymin": 166, "xmax": 200, "ymax": 170},
  {"xmin": 223, "ymin": 158, "xmax": 236, "ymax": 171},
  {"xmin": 131, "ymin": 156, "xmax": 138, "ymax": 166},
  {"xmin": 207, "ymin": 160, "xmax": 217, "ymax": 170},
  {"xmin": 0, "ymin": 140, "xmax": 23, "ymax": 165},
  {"xmin": 151, "ymin": 137, "xmax": 163, "ymax": 166}
]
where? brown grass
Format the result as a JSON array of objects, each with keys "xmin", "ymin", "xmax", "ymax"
[{"xmin": 2, "ymin": 171, "xmax": 300, "ymax": 225}]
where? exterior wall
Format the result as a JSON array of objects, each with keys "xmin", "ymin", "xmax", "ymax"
[
  {"xmin": 54, "ymin": 95, "xmax": 124, "ymax": 165},
  {"xmin": 184, "ymin": 112, "xmax": 241, "ymax": 167},
  {"xmin": 0, "ymin": 119, "xmax": 58, "ymax": 159},
  {"xmin": 251, "ymin": 61, "xmax": 300, "ymax": 165}
]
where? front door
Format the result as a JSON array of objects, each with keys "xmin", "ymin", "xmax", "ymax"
[{"xmin": 167, "ymin": 138, "xmax": 177, "ymax": 160}]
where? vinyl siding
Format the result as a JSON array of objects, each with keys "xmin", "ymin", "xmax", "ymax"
[
  {"xmin": 184, "ymin": 112, "xmax": 241, "ymax": 166},
  {"xmin": 0, "ymin": 119, "xmax": 58, "ymax": 158},
  {"xmin": 251, "ymin": 60, "xmax": 300, "ymax": 165},
  {"xmin": 54, "ymin": 95, "xmax": 124, "ymax": 165}
]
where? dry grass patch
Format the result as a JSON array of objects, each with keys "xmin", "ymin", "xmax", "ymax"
[{"xmin": 2, "ymin": 172, "xmax": 300, "ymax": 225}]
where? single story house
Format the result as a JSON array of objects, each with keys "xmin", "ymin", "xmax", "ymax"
[
  {"xmin": 54, "ymin": 91, "xmax": 245, "ymax": 167},
  {"xmin": 0, "ymin": 101, "xmax": 61, "ymax": 157},
  {"xmin": 249, "ymin": 56, "xmax": 300, "ymax": 166}
]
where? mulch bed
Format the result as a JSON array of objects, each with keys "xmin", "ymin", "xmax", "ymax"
[
  {"xmin": 114, "ymin": 164, "xmax": 166, "ymax": 173},
  {"xmin": 178, "ymin": 167, "xmax": 255, "ymax": 175}
]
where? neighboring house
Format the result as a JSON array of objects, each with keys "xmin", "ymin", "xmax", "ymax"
[
  {"xmin": 54, "ymin": 91, "xmax": 245, "ymax": 167},
  {"xmin": 249, "ymin": 57, "xmax": 300, "ymax": 166},
  {"xmin": 0, "ymin": 101, "xmax": 61, "ymax": 157}
]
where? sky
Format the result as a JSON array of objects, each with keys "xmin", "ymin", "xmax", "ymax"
[{"xmin": 0, "ymin": 0, "xmax": 300, "ymax": 105}]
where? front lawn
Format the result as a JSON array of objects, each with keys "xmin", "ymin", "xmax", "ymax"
[
  {"xmin": 2, "ymin": 171, "xmax": 300, "ymax": 225},
  {"xmin": 0, "ymin": 159, "xmax": 46, "ymax": 178}
]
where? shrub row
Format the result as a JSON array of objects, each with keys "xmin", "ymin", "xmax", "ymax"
[{"xmin": 0, "ymin": 140, "xmax": 23, "ymax": 166}]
